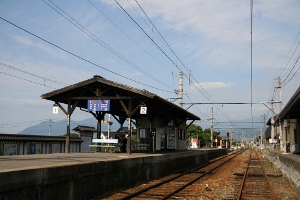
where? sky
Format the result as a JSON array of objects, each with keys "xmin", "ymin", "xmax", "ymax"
[{"xmin": 0, "ymin": 0, "xmax": 299, "ymax": 138}]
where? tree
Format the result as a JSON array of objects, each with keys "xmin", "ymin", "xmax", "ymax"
[
  {"xmin": 187, "ymin": 124, "xmax": 212, "ymax": 147},
  {"xmin": 200, "ymin": 128, "xmax": 212, "ymax": 147},
  {"xmin": 187, "ymin": 123, "xmax": 203, "ymax": 136}
]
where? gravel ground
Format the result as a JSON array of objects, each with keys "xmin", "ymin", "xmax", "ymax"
[{"xmin": 97, "ymin": 149, "xmax": 300, "ymax": 200}]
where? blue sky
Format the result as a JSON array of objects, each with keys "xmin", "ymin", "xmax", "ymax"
[{"xmin": 0, "ymin": 0, "xmax": 299, "ymax": 137}]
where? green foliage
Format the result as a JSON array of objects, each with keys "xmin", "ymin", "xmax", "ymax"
[
  {"xmin": 203, "ymin": 128, "xmax": 211, "ymax": 133},
  {"xmin": 187, "ymin": 124, "xmax": 211, "ymax": 147},
  {"xmin": 187, "ymin": 123, "xmax": 203, "ymax": 135}
]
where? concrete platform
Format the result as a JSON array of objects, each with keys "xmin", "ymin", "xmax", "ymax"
[
  {"xmin": 0, "ymin": 149, "xmax": 227, "ymax": 200},
  {"xmin": 264, "ymin": 149, "xmax": 300, "ymax": 195}
]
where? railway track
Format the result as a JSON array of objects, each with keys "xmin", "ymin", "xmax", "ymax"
[
  {"xmin": 119, "ymin": 150, "xmax": 245, "ymax": 200},
  {"xmin": 237, "ymin": 149, "xmax": 277, "ymax": 200}
]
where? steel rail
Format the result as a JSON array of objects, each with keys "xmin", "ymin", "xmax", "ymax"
[
  {"xmin": 121, "ymin": 150, "xmax": 245, "ymax": 200},
  {"xmin": 161, "ymin": 151, "xmax": 244, "ymax": 200},
  {"xmin": 237, "ymin": 149, "xmax": 277, "ymax": 200}
]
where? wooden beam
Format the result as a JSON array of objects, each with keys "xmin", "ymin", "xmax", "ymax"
[{"xmin": 55, "ymin": 96, "xmax": 146, "ymax": 100}]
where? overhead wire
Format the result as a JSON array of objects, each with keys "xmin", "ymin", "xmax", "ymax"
[
  {"xmin": 0, "ymin": 71, "xmax": 57, "ymax": 89},
  {"xmin": 276, "ymin": 29, "xmax": 300, "ymax": 79},
  {"xmin": 44, "ymin": 0, "xmax": 174, "ymax": 91},
  {"xmin": 0, "ymin": 61, "xmax": 69, "ymax": 87},
  {"xmin": 87, "ymin": 0, "xmax": 173, "ymax": 72},
  {"xmin": 112, "ymin": 0, "xmax": 183, "ymax": 74},
  {"xmin": 133, "ymin": 0, "xmax": 234, "ymax": 124},
  {"xmin": 0, "ymin": 16, "xmax": 173, "ymax": 93},
  {"xmin": 250, "ymin": 0, "xmax": 254, "ymax": 133},
  {"xmin": 281, "ymin": 50, "xmax": 300, "ymax": 87}
]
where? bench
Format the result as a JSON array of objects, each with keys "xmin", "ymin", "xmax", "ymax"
[{"xmin": 90, "ymin": 139, "xmax": 119, "ymax": 153}]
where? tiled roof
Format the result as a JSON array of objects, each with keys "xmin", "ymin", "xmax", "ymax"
[
  {"xmin": 73, "ymin": 125, "xmax": 97, "ymax": 132},
  {"xmin": 41, "ymin": 75, "xmax": 200, "ymax": 121}
]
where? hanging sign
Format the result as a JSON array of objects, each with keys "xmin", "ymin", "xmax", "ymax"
[
  {"xmin": 140, "ymin": 106, "xmax": 147, "ymax": 114},
  {"xmin": 87, "ymin": 100, "xmax": 110, "ymax": 111},
  {"xmin": 53, "ymin": 104, "xmax": 59, "ymax": 114}
]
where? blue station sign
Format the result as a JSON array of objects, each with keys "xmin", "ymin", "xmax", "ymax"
[{"xmin": 87, "ymin": 100, "xmax": 110, "ymax": 112}]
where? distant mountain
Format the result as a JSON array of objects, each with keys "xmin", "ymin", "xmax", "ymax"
[
  {"xmin": 18, "ymin": 116, "xmax": 266, "ymax": 138},
  {"xmin": 18, "ymin": 117, "xmax": 119, "ymax": 136}
]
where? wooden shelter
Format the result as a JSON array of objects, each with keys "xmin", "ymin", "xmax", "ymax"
[{"xmin": 41, "ymin": 75, "xmax": 200, "ymax": 153}]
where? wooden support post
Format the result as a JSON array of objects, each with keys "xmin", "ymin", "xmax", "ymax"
[
  {"xmin": 127, "ymin": 99, "xmax": 132, "ymax": 154},
  {"xmin": 55, "ymin": 100, "xmax": 78, "ymax": 153}
]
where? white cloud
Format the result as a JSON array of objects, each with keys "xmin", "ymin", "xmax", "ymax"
[
  {"xmin": 189, "ymin": 81, "xmax": 235, "ymax": 91},
  {"xmin": 11, "ymin": 35, "xmax": 67, "ymax": 60}
]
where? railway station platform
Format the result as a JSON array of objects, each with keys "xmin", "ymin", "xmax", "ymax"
[
  {"xmin": 264, "ymin": 149, "xmax": 300, "ymax": 195},
  {"xmin": 0, "ymin": 148, "xmax": 227, "ymax": 200}
]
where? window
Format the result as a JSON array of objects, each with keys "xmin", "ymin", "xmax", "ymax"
[
  {"xmin": 139, "ymin": 129, "xmax": 148, "ymax": 138},
  {"xmin": 139, "ymin": 128, "xmax": 149, "ymax": 144},
  {"xmin": 179, "ymin": 129, "xmax": 185, "ymax": 140}
]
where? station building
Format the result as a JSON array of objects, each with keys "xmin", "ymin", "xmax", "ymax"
[
  {"xmin": 266, "ymin": 86, "xmax": 300, "ymax": 154},
  {"xmin": 40, "ymin": 75, "xmax": 200, "ymax": 154}
]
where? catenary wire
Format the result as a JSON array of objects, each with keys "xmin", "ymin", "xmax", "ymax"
[
  {"xmin": 87, "ymin": 0, "xmax": 172, "ymax": 72},
  {"xmin": 44, "ymin": 0, "xmax": 174, "ymax": 91},
  {"xmin": 0, "ymin": 16, "xmax": 173, "ymax": 93},
  {"xmin": 0, "ymin": 61, "xmax": 69, "ymax": 87},
  {"xmin": 133, "ymin": 0, "xmax": 234, "ymax": 123}
]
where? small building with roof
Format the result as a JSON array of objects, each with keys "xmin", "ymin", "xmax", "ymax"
[{"xmin": 73, "ymin": 125, "xmax": 97, "ymax": 153}]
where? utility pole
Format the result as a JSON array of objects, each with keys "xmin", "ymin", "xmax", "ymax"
[
  {"xmin": 108, "ymin": 114, "xmax": 111, "ymax": 138},
  {"xmin": 172, "ymin": 70, "xmax": 184, "ymax": 108},
  {"xmin": 179, "ymin": 71, "xmax": 183, "ymax": 108},
  {"xmin": 271, "ymin": 99, "xmax": 275, "ymax": 145},
  {"xmin": 277, "ymin": 77, "xmax": 282, "ymax": 112},
  {"xmin": 263, "ymin": 114, "xmax": 266, "ymax": 147},
  {"xmin": 242, "ymin": 131, "xmax": 244, "ymax": 147},
  {"xmin": 210, "ymin": 107, "xmax": 213, "ymax": 148},
  {"xmin": 48, "ymin": 118, "xmax": 52, "ymax": 136},
  {"xmin": 230, "ymin": 123, "xmax": 233, "ymax": 149}
]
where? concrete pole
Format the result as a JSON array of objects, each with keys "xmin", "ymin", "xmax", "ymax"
[
  {"xmin": 48, "ymin": 118, "xmax": 52, "ymax": 136},
  {"xmin": 271, "ymin": 102, "xmax": 274, "ymax": 146},
  {"xmin": 278, "ymin": 77, "xmax": 282, "ymax": 112},
  {"xmin": 108, "ymin": 114, "xmax": 111, "ymax": 138},
  {"xmin": 263, "ymin": 114, "xmax": 266, "ymax": 147},
  {"xmin": 179, "ymin": 71, "xmax": 183, "ymax": 108},
  {"xmin": 210, "ymin": 107, "xmax": 213, "ymax": 148}
]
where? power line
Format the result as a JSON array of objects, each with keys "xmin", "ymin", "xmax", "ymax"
[
  {"xmin": 132, "ymin": 0, "xmax": 234, "ymax": 124},
  {"xmin": 44, "ymin": 0, "xmax": 174, "ymax": 91},
  {"xmin": 113, "ymin": 0, "xmax": 182, "ymax": 73},
  {"xmin": 281, "ymin": 51, "xmax": 300, "ymax": 87},
  {"xmin": 0, "ymin": 16, "xmax": 173, "ymax": 93},
  {"xmin": 250, "ymin": 0, "xmax": 254, "ymax": 133},
  {"xmin": 276, "ymin": 29, "xmax": 300, "ymax": 78},
  {"xmin": 0, "ymin": 71, "xmax": 56, "ymax": 89},
  {"xmin": 0, "ymin": 61, "xmax": 69, "ymax": 87},
  {"xmin": 87, "ymin": 0, "xmax": 172, "ymax": 72}
]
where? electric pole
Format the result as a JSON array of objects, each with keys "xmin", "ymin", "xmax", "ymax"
[
  {"xmin": 263, "ymin": 114, "xmax": 266, "ymax": 147},
  {"xmin": 210, "ymin": 107, "xmax": 213, "ymax": 148},
  {"xmin": 277, "ymin": 77, "xmax": 282, "ymax": 112},
  {"xmin": 48, "ymin": 118, "xmax": 52, "ymax": 136},
  {"xmin": 108, "ymin": 114, "xmax": 111, "ymax": 138},
  {"xmin": 179, "ymin": 71, "xmax": 183, "ymax": 108}
]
